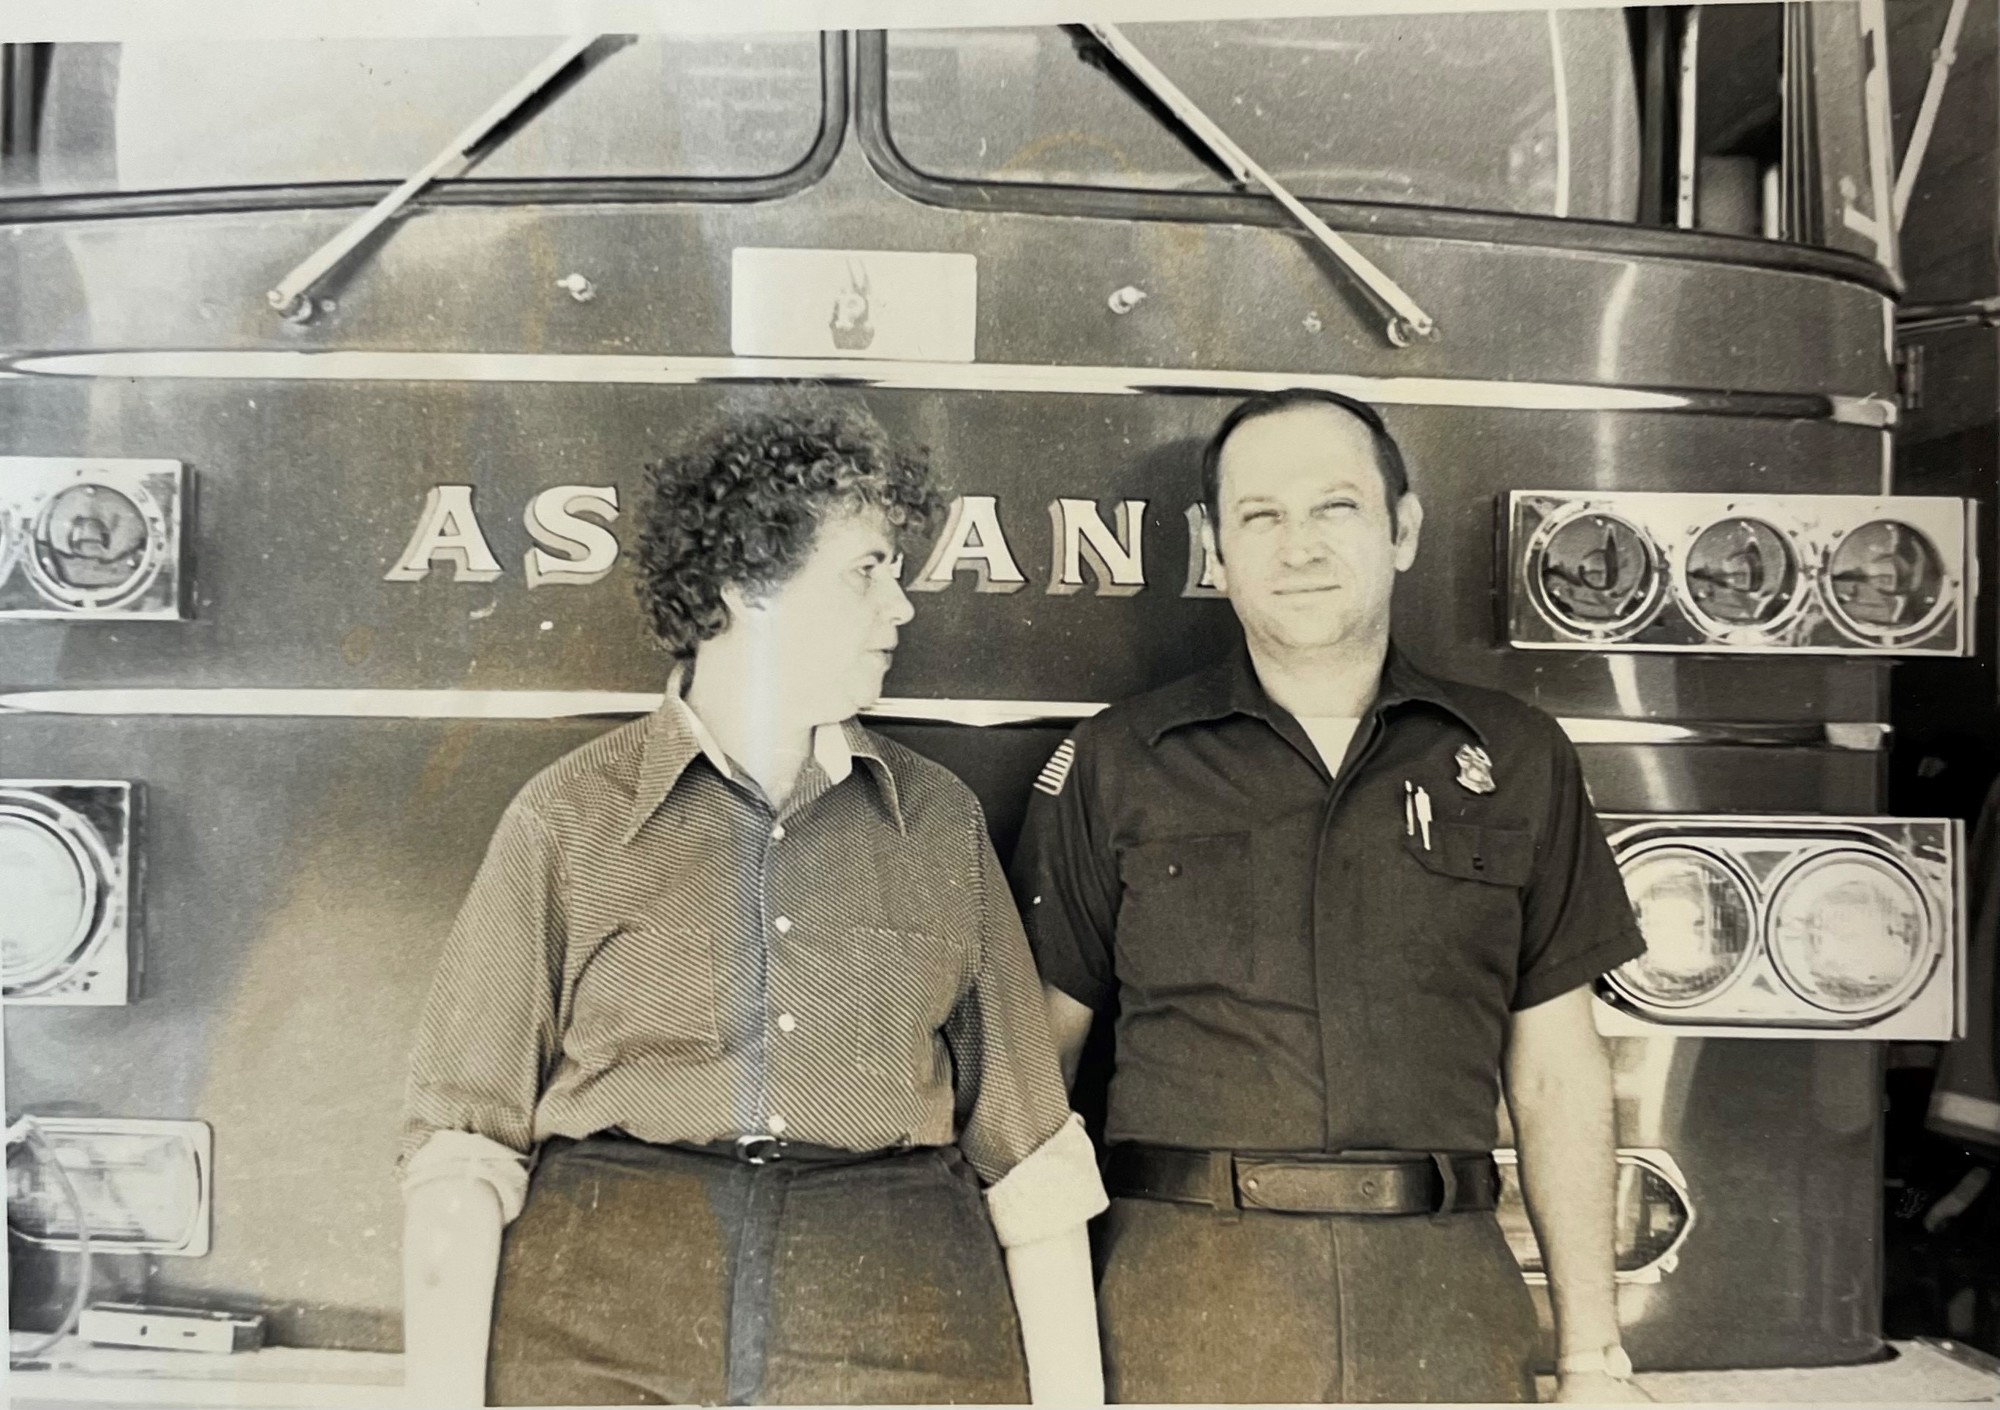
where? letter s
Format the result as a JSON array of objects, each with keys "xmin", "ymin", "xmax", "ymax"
[{"xmin": 524, "ymin": 485, "xmax": 621, "ymax": 589}]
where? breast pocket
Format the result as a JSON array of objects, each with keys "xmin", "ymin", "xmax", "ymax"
[
  {"xmin": 564, "ymin": 924, "xmax": 724, "ymax": 1067},
  {"xmin": 1115, "ymin": 833, "xmax": 1251, "ymax": 992},
  {"xmin": 1397, "ymin": 822, "xmax": 1534, "ymax": 990},
  {"xmin": 794, "ymin": 927, "xmax": 975, "ymax": 1082}
]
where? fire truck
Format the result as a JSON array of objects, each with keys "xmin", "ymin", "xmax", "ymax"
[{"xmin": 3, "ymin": 4, "xmax": 1993, "ymax": 1397}]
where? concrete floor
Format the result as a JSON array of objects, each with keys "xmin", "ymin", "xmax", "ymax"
[{"xmin": 12, "ymin": 1334, "xmax": 2000, "ymax": 1406}]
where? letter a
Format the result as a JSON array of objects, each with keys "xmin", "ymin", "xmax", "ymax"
[
  {"xmin": 911, "ymin": 495, "xmax": 1028, "ymax": 594},
  {"xmin": 385, "ymin": 485, "xmax": 503, "ymax": 583}
]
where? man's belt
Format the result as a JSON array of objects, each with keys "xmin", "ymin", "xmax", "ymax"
[{"xmin": 1105, "ymin": 1142, "xmax": 1501, "ymax": 1215}]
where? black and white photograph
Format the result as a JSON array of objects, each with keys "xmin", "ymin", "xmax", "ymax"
[{"xmin": 3, "ymin": 0, "xmax": 2000, "ymax": 1404}]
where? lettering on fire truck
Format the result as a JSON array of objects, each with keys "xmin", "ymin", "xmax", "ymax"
[{"xmin": 386, "ymin": 485, "xmax": 1224, "ymax": 598}]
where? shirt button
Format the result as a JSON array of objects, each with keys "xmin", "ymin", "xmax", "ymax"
[
  {"xmin": 770, "ymin": 823, "xmax": 786, "ymax": 841},
  {"xmin": 777, "ymin": 1013, "xmax": 798, "ymax": 1033},
  {"xmin": 767, "ymin": 1114, "xmax": 787, "ymax": 1136},
  {"xmin": 773, "ymin": 916, "xmax": 792, "ymax": 934}
]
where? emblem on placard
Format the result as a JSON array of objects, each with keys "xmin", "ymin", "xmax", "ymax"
[{"xmin": 1455, "ymin": 744, "xmax": 1496, "ymax": 795}]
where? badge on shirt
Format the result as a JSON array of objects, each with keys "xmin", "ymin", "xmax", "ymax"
[
  {"xmin": 1455, "ymin": 743, "xmax": 1496, "ymax": 794},
  {"xmin": 1035, "ymin": 738, "xmax": 1077, "ymax": 797}
]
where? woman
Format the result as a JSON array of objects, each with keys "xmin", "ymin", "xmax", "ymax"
[{"xmin": 396, "ymin": 402, "xmax": 1106, "ymax": 1406}]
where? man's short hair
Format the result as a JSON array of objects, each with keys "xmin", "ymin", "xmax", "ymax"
[
  {"xmin": 635, "ymin": 398, "xmax": 947, "ymax": 656},
  {"xmin": 1199, "ymin": 388, "xmax": 1411, "ymax": 543}
]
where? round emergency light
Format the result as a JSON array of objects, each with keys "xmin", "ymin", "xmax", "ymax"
[
  {"xmin": 1607, "ymin": 843, "xmax": 1758, "ymax": 1010},
  {"xmin": 1525, "ymin": 508, "xmax": 1664, "ymax": 642},
  {"xmin": 1677, "ymin": 516, "xmax": 1806, "ymax": 638},
  {"xmin": 1767, "ymin": 847, "xmax": 1938, "ymax": 1019},
  {"xmin": 25, "ymin": 474, "xmax": 171, "ymax": 613},
  {"xmin": 1820, "ymin": 519, "xmax": 1952, "ymax": 647},
  {"xmin": 0, "ymin": 792, "xmax": 112, "ymax": 998}
]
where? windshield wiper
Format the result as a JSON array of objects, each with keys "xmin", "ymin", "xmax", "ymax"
[
  {"xmin": 1078, "ymin": 23, "xmax": 1438, "ymax": 348},
  {"xmin": 267, "ymin": 34, "xmax": 600, "ymax": 322}
]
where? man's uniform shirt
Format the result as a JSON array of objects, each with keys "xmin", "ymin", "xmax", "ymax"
[
  {"xmin": 1011, "ymin": 645, "xmax": 1647, "ymax": 1155},
  {"xmin": 400, "ymin": 678, "xmax": 1105, "ymax": 1248}
]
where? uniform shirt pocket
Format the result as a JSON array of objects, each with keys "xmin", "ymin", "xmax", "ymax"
[
  {"xmin": 1396, "ymin": 823, "xmax": 1535, "ymax": 990},
  {"xmin": 1407, "ymin": 821, "xmax": 1535, "ymax": 887},
  {"xmin": 1115, "ymin": 833, "xmax": 1252, "ymax": 992},
  {"xmin": 563, "ymin": 924, "xmax": 725, "ymax": 1067}
]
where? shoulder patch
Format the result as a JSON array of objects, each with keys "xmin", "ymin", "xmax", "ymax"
[{"xmin": 1034, "ymin": 738, "xmax": 1077, "ymax": 796}]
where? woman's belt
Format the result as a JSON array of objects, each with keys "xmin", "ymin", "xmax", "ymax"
[
  {"xmin": 578, "ymin": 1128, "xmax": 916, "ymax": 1167},
  {"xmin": 1105, "ymin": 1142, "xmax": 1501, "ymax": 1215}
]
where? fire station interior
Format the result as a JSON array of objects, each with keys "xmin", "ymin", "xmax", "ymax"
[{"xmin": 1, "ymin": 2, "xmax": 1999, "ymax": 1404}]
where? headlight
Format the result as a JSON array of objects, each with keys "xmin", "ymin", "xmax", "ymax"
[
  {"xmin": 1532, "ymin": 510, "xmax": 1662, "ymax": 639},
  {"xmin": 0, "ymin": 782, "xmax": 135, "ymax": 1007},
  {"xmin": 1610, "ymin": 844, "xmax": 1756, "ymax": 1007},
  {"xmin": 1768, "ymin": 848, "xmax": 1934, "ymax": 1017},
  {"xmin": 1822, "ymin": 520, "xmax": 1948, "ymax": 642},
  {"xmin": 1683, "ymin": 517, "xmax": 1800, "ymax": 629},
  {"xmin": 7, "ymin": 1119, "xmax": 212, "ymax": 1256},
  {"xmin": 0, "ymin": 800, "xmax": 104, "ymax": 995},
  {"xmin": 1595, "ymin": 815, "xmax": 1961, "ymax": 1038}
]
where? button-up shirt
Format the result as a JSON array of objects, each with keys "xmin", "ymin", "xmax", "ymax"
[
  {"xmin": 1011, "ymin": 644, "xmax": 1647, "ymax": 1155},
  {"xmin": 400, "ymin": 679, "xmax": 1105, "ymax": 1245}
]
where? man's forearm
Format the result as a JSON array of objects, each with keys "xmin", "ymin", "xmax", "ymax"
[
  {"xmin": 403, "ymin": 1177, "xmax": 505, "ymax": 1409},
  {"xmin": 1005, "ymin": 1223, "xmax": 1105, "ymax": 1406},
  {"xmin": 1505, "ymin": 994, "xmax": 1622, "ymax": 1358}
]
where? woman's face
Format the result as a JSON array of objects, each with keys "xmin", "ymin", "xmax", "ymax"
[{"xmin": 729, "ymin": 507, "xmax": 916, "ymax": 728}]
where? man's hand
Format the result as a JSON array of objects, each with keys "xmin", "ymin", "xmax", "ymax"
[{"xmin": 1555, "ymin": 1368, "xmax": 1653, "ymax": 1403}]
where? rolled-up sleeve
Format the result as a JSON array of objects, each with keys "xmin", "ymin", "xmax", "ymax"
[
  {"xmin": 944, "ymin": 804, "xmax": 1109, "ymax": 1247},
  {"xmin": 398, "ymin": 796, "xmax": 567, "ymax": 1222}
]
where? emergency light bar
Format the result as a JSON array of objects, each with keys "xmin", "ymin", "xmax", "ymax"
[
  {"xmin": 0, "ymin": 781, "xmax": 138, "ymax": 1006},
  {"xmin": 1593, "ymin": 814, "xmax": 1963, "ymax": 1041},
  {"xmin": 1503, "ymin": 491, "xmax": 1974, "ymax": 654},
  {"xmin": 0, "ymin": 459, "xmax": 188, "ymax": 620}
]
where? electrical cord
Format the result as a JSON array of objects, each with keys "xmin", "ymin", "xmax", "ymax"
[{"xmin": 6, "ymin": 1117, "xmax": 93, "ymax": 1365}]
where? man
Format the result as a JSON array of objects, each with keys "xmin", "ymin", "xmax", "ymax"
[
  {"xmin": 399, "ymin": 403, "xmax": 1105, "ymax": 1407},
  {"xmin": 1011, "ymin": 388, "xmax": 1650, "ymax": 1404}
]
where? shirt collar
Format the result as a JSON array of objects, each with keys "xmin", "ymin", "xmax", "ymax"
[
  {"xmin": 1143, "ymin": 639, "xmax": 1488, "ymax": 748},
  {"xmin": 624, "ymin": 666, "xmax": 906, "ymax": 842}
]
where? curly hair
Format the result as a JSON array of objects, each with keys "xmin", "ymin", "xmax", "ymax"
[{"xmin": 634, "ymin": 399, "xmax": 947, "ymax": 656}]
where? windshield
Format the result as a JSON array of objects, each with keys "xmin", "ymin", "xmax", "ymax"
[
  {"xmin": 883, "ymin": 14, "xmax": 1642, "ymax": 220},
  {"xmin": 7, "ymin": 33, "xmax": 825, "ymax": 196}
]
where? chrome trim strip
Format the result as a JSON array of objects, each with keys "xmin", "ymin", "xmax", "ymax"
[
  {"xmin": 0, "ymin": 688, "xmax": 1891, "ymax": 748},
  {"xmin": 1829, "ymin": 394, "xmax": 1896, "ymax": 428},
  {"xmin": 1932, "ymin": 1091, "xmax": 2000, "ymax": 1138},
  {"xmin": 0, "ymin": 350, "xmax": 1897, "ymax": 425}
]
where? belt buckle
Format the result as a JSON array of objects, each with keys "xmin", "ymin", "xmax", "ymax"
[{"xmin": 734, "ymin": 1134, "xmax": 784, "ymax": 1166}]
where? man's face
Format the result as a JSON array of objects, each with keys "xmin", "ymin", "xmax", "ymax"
[
  {"xmin": 1211, "ymin": 403, "xmax": 1422, "ymax": 657},
  {"xmin": 728, "ymin": 506, "xmax": 915, "ymax": 727}
]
